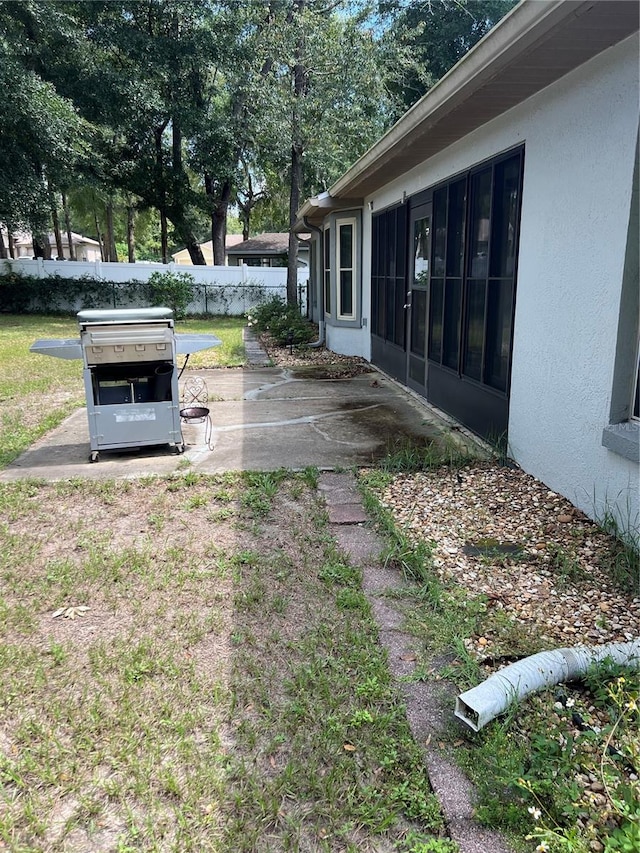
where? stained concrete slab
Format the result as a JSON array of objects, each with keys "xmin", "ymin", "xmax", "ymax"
[{"xmin": 0, "ymin": 366, "xmax": 471, "ymax": 482}]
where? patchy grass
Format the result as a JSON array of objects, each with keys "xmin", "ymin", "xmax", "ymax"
[
  {"xmin": 0, "ymin": 473, "xmax": 451, "ymax": 852},
  {"xmin": 0, "ymin": 315, "xmax": 84, "ymax": 467}
]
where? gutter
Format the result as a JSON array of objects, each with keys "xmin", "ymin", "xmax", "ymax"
[{"xmin": 303, "ymin": 216, "xmax": 325, "ymax": 348}]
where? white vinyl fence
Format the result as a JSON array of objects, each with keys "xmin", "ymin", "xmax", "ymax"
[{"xmin": 1, "ymin": 258, "xmax": 308, "ymax": 316}]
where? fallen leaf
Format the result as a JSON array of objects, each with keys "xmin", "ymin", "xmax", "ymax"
[
  {"xmin": 400, "ymin": 653, "xmax": 418, "ymax": 662},
  {"xmin": 51, "ymin": 608, "xmax": 66, "ymax": 618},
  {"xmin": 269, "ymin": 755, "xmax": 276, "ymax": 768},
  {"xmin": 343, "ymin": 743, "xmax": 356, "ymax": 752}
]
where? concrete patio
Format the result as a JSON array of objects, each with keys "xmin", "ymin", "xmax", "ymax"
[{"xmin": 0, "ymin": 365, "xmax": 474, "ymax": 482}]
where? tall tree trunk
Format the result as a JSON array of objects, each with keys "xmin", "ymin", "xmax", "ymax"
[
  {"xmin": 33, "ymin": 233, "xmax": 51, "ymax": 259},
  {"xmin": 62, "ymin": 192, "xmax": 75, "ymax": 260},
  {"xmin": 94, "ymin": 211, "xmax": 105, "ymax": 261},
  {"xmin": 183, "ymin": 234, "xmax": 206, "ymax": 265},
  {"xmin": 154, "ymin": 124, "xmax": 170, "ymax": 264},
  {"xmin": 127, "ymin": 203, "xmax": 136, "ymax": 263},
  {"xmin": 51, "ymin": 199, "xmax": 64, "ymax": 259},
  {"xmin": 287, "ymin": 17, "xmax": 307, "ymax": 305},
  {"xmin": 8, "ymin": 232, "xmax": 15, "ymax": 259},
  {"xmin": 211, "ymin": 179, "xmax": 231, "ymax": 266},
  {"xmin": 105, "ymin": 201, "xmax": 117, "ymax": 262},
  {"xmin": 287, "ymin": 143, "xmax": 302, "ymax": 305},
  {"xmin": 0, "ymin": 228, "xmax": 7, "ymax": 259},
  {"xmin": 160, "ymin": 210, "xmax": 168, "ymax": 264}
]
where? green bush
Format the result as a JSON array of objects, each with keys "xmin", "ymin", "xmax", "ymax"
[
  {"xmin": 144, "ymin": 270, "xmax": 195, "ymax": 319},
  {"xmin": 248, "ymin": 296, "xmax": 315, "ymax": 347}
]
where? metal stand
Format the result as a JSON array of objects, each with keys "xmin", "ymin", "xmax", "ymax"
[{"xmin": 180, "ymin": 377, "xmax": 214, "ymax": 450}]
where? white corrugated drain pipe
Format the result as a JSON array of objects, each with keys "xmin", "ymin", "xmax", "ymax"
[{"xmin": 455, "ymin": 640, "xmax": 640, "ymax": 732}]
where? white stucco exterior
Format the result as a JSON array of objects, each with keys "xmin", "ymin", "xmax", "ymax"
[{"xmin": 333, "ymin": 33, "xmax": 639, "ymax": 533}]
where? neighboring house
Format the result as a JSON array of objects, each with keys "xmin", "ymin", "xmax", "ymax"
[
  {"xmin": 11, "ymin": 231, "xmax": 101, "ymax": 261},
  {"xmin": 296, "ymin": 0, "xmax": 639, "ymax": 538},
  {"xmin": 226, "ymin": 233, "xmax": 309, "ymax": 268},
  {"xmin": 172, "ymin": 233, "xmax": 310, "ymax": 267},
  {"xmin": 172, "ymin": 235, "xmax": 244, "ymax": 266}
]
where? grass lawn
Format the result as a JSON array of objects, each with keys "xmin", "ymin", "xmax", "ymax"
[
  {"xmin": 0, "ymin": 315, "xmax": 246, "ymax": 468},
  {"xmin": 0, "ymin": 471, "xmax": 450, "ymax": 852}
]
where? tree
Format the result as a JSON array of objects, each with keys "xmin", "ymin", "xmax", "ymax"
[
  {"xmin": 0, "ymin": 3, "xmax": 85, "ymax": 235},
  {"xmin": 378, "ymin": 0, "xmax": 518, "ymax": 115},
  {"xmin": 252, "ymin": 1, "xmax": 394, "ymax": 302}
]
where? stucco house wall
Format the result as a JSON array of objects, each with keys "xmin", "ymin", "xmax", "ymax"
[{"xmin": 331, "ymin": 33, "xmax": 638, "ymax": 532}]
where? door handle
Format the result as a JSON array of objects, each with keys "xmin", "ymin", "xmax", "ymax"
[{"xmin": 404, "ymin": 290, "xmax": 412, "ymax": 309}]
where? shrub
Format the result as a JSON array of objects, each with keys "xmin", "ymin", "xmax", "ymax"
[
  {"xmin": 248, "ymin": 296, "xmax": 315, "ymax": 347},
  {"xmin": 144, "ymin": 270, "xmax": 195, "ymax": 319}
]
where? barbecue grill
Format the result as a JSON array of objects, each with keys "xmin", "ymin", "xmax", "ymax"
[{"xmin": 30, "ymin": 307, "xmax": 221, "ymax": 462}]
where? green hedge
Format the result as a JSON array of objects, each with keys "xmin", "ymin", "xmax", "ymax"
[{"xmin": 0, "ymin": 267, "xmax": 274, "ymax": 317}]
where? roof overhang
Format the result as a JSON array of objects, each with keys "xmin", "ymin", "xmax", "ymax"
[
  {"xmin": 297, "ymin": 0, "xmax": 638, "ymax": 223},
  {"xmin": 295, "ymin": 193, "xmax": 364, "ymax": 231}
]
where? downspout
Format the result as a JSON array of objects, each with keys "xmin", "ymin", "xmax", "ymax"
[
  {"xmin": 303, "ymin": 216, "xmax": 325, "ymax": 348},
  {"xmin": 455, "ymin": 640, "xmax": 640, "ymax": 732}
]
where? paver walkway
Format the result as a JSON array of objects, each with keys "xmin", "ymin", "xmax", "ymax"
[
  {"xmin": 243, "ymin": 326, "xmax": 272, "ymax": 366},
  {"xmin": 319, "ymin": 471, "xmax": 514, "ymax": 853}
]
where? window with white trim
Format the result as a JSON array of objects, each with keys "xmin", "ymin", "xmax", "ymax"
[{"xmin": 337, "ymin": 217, "xmax": 356, "ymax": 320}]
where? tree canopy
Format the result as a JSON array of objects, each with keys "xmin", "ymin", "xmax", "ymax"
[{"xmin": 0, "ymin": 0, "xmax": 516, "ymax": 268}]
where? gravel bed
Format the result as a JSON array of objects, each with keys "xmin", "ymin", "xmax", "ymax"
[
  {"xmin": 262, "ymin": 331, "xmax": 639, "ymax": 651},
  {"xmin": 260, "ymin": 333, "xmax": 372, "ymax": 376},
  {"xmin": 378, "ymin": 463, "xmax": 639, "ymax": 653}
]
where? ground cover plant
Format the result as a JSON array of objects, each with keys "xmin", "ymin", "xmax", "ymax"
[
  {"xmin": 0, "ymin": 315, "xmax": 245, "ymax": 468},
  {"xmin": 0, "ymin": 471, "xmax": 454, "ymax": 852},
  {"xmin": 359, "ymin": 461, "xmax": 640, "ymax": 853}
]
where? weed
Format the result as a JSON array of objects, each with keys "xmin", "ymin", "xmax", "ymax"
[
  {"xmin": 597, "ymin": 508, "xmax": 640, "ymax": 592},
  {"xmin": 380, "ymin": 436, "xmax": 477, "ymax": 474},
  {"xmin": 547, "ymin": 542, "xmax": 588, "ymax": 586}
]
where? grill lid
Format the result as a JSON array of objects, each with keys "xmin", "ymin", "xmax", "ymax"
[{"xmin": 77, "ymin": 307, "xmax": 174, "ymax": 324}]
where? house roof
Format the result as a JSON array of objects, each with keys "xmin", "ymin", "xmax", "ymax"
[
  {"xmin": 296, "ymin": 0, "xmax": 639, "ymax": 227},
  {"xmin": 226, "ymin": 233, "xmax": 309, "ymax": 256},
  {"xmin": 171, "ymin": 235, "xmax": 244, "ymax": 261}
]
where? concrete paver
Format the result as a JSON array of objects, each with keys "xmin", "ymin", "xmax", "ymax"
[{"xmin": 319, "ymin": 471, "xmax": 514, "ymax": 853}]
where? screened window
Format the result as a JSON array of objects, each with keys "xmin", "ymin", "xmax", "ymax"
[
  {"xmin": 337, "ymin": 219, "xmax": 355, "ymax": 319},
  {"xmin": 428, "ymin": 149, "xmax": 523, "ymax": 395}
]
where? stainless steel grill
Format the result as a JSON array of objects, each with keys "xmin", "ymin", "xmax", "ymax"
[{"xmin": 31, "ymin": 307, "xmax": 220, "ymax": 462}]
